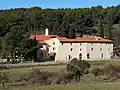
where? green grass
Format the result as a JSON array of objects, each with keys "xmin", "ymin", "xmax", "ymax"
[
  {"xmin": 89, "ymin": 60, "xmax": 120, "ymax": 66},
  {"xmin": 1, "ymin": 60, "xmax": 120, "ymax": 90},
  {"xmin": 2, "ymin": 83, "xmax": 120, "ymax": 90},
  {"xmin": 0, "ymin": 65, "xmax": 65, "ymax": 74}
]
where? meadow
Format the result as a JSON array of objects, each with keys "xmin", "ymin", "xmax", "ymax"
[{"xmin": 1, "ymin": 60, "xmax": 120, "ymax": 90}]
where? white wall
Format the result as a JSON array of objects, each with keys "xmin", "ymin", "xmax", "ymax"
[
  {"xmin": 55, "ymin": 42, "xmax": 88, "ymax": 61},
  {"xmin": 45, "ymin": 38, "xmax": 60, "ymax": 54},
  {"xmin": 86, "ymin": 43, "xmax": 113, "ymax": 60},
  {"xmin": 55, "ymin": 42, "xmax": 113, "ymax": 61},
  {"xmin": 43, "ymin": 37, "xmax": 113, "ymax": 61},
  {"xmin": 40, "ymin": 45, "xmax": 47, "ymax": 50}
]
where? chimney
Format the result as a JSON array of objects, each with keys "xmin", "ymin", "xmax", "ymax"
[{"xmin": 45, "ymin": 28, "xmax": 49, "ymax": 36}]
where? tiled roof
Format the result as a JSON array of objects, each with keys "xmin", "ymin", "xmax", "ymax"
[
  {"xmin": 59, "ymin": 36, "xmax": 113, "ymax": 43},
  {"xmin": 38, "ymin": 40, "xmax": 50, "ymax": 47},
  {"xmin": 29, "ymin": 35, "xmax": 57, "ymax": 41},
  {"xmin": 30, "ymin": 35, "xmax": 113, "ymax": 43}
]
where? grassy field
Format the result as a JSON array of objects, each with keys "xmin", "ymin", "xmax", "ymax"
[
  {"xmin": 1, "ymin": 65, "xmax": 65, "ymax": 74},
  {"xmin": 2, "ymin": 83, "xmax": 120, "ymax": 90},
  {"xmin": 1, "ymin": 60, "xmax": 120, "ymax": 90}
]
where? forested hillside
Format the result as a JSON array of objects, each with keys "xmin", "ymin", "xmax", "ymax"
[{"xmin": 0, "ymin": 5, "xmax": 120, "ymax": 59}]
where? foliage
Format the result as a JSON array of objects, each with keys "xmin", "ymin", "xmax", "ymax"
[
  {"xmin": 91, "ymin": 68, "xmax": 104, "ymax": 77},
  {"xmin": 18, "ymin": 36, "xmax": 39, "ymax": 62},
  {"xmin": 91, "ymin": 64, "xmax": 120, "ymax": 82},
  {"xmin": 29, "ymin": 68, "xmax": 71, "ymax": 85},
  {"xmin": 0, "ymin": 5, "xmax": 120, "ymax": 58},
  {"xmin": 66, "ymin": 58, "xmax": 91, "ymax": 82}
]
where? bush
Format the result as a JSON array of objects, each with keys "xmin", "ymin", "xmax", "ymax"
[
  {"xmin": 91, "ymin": 68, "xmax": 104, "ymax": 77},
  {"xmin": 29, "ymin": 68, "xmax": 72, "ymax": 85},
  {"xmin": 66, "ymin": 58, "xmax": 91, "ymax": 82},
  {"xmin": 103, "ymin": 64, "xmax": 120, "ymax": 79},
  {"xmin": 91, "ymin": 64, "xmax": 120, "ymax": 82}
]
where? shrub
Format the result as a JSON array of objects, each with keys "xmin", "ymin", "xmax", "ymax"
[
  {"xmin": 91, "ymin": 64, "xmax": 120, "ymax": 82},
  {"xmin": 29, "ymin": 68, "xmax": 72, "ymax": 85},
  {"xmin": 91, "ymin": 67, "xmax": 104, "ymax": 77},
  {"xmin": 103, "ymin": 64, "xmax": 120, "ymax": 79},
  {"xmin": 66, "ymin": 58, "xmax": 91, "ymax": 82}
]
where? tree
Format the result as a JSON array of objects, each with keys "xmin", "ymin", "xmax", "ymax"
[
  {"xmin": 1, "ymin": 5, "xmax": 120, "ymax": 59},
  {"xmin": 105, "ymin": 8, "xmax": 116, "ymax": 40},
  {"xmin": 74, "ymin": 15, "xmax": 96, "ymax": 37},
  {"xmin": 66, "ymin": 58, "xmax": 91, "ymax": 82},
  {"xmin": 1, "ymin": 26, "xmax": 26, "ymax": 59},
  {"xmin": 18, "ymin": 35, "xmax": 41, "ymax": 62},
  {"xmin": 98, "ymin": 15, "xmax": 105, "ymax": 38}
]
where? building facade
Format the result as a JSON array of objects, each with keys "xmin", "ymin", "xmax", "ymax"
[{"xmin": 30, "ymin": 29, "xmax": 113, "ymax": 61}]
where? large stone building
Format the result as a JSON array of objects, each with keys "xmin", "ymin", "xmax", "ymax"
[{"xmin": 30, "ymin": 29, "xmax": 113, "ymax": 61}]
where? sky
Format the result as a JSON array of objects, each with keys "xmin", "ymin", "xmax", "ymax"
[{"xmin": 0, "ymin": 0, "xmax": 120, "ymax": 10}]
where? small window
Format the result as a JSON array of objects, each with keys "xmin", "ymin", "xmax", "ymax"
[
  {"xmin": 108, "ymin": 48, "xmax": 110, "ymax": 51},
  {"xmin": 101, "ymin": 43, "xmax": 102, "ymax": 45},
  {"xmin": 92, "ymin": 43, "xmax": 94, "ymax": 45},
  {"xmin": 62, "ymin": 43, "xmax": 63, "ymax": 45},
  {"xmin": 70, "ymin": 43, "xmax": 72, "ymax": 45},
  {"xmin": 79, "ymin": 53, "xmax": 82, "ymax": 60},
  {"xmin": 71, "ymin": 48, "xmax": 73, "ymax": 51},
  {"xmin": 106, "ymin": 43, "xmax": 107, "ymax": 45},
  {"xmin": 100, "ymin": 48, "xmax": 102, "ymax": 50},
  {"xmin": 101, "ymin": 54, "xmax": 103, "ymax": 58},
  {"xmin": 91, "ymin": 48, "xmax": 93, "ymax": 51},
  {"xmin": 80, "ymin": 49, "xmax": 82, "ymax": 51},
  {"xmin": 80, "ymin": 43, "xmax": 82, "ymax": 45},
  {"xmin": 53, "ymin": 42, "xmax": 55, "ymax": 45},
  {"xmin": 68, "ymin": 55, "xmax": 71, "ymax": 60},
  {"xmin": 87, "ymin": 53, "xmax": 90, "ymax": 59},
  {"xmin": 53, "ymin": 47, "xmax": 55, "ymax": 50}
]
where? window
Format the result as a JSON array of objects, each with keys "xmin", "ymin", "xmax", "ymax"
[
  {"xmin": 92, "ymin": 43, "xmax": 94, "ymax": 45},
  {"xmin": 101, "ymin": 54, "xmax": 104, "ymax": 58},
  {"xmin": 91, "ymin": 48, "xmax": 93, "ymax": 51},
  {"xmin": 80, "ymin": 48, "xmax": 82, "ymax": 51},
  {"xmin": 87, "ymin": 53, "xmax": 90, "ymax": 59},
  {"xmin": 68, "ymin": 55, "xmax": 71, "ymax": 60},
  {"xmin": 53, "ymin": 42, "xmax": 55, "ymax": 45},
  {"xmin": 53, "ymin": 47, "xmax": 55, "ymax": 50},
  {"xmin": 62, "ymin": 43, "xmax": 63, "ymax": 45},
  {"xmin": 106, "ymin": 43, "xmax": 107, "ymax": 45},
  {"xmin": 71, "ymin": 48, "xmax": 73, "ymax": 51},
  {"xmin": 100, "ymin": 48, "xmax": 102, "ymax": 50},
  {"xmin": 101, "ymin": 43, "xmax": 102, "ymax": 45},
  {"xmin": 108, "ymin": 48, "xmax": 110, "ymax": 51},
  {"xmin": 79, "ymin": 53, "xmax": 82, "ymax": 60},
  {"xmin": 80, "ymin": 43, "xmax": 82, "ymax": 45},
  {"xmin": 70, "ymin": 43, "xmax": 72, "ymax": 45}
]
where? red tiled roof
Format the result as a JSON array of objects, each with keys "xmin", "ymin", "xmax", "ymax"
[
  {"xmin": 38, "ymin": 40, "xmax": 50, "ymax": 47},
  {"xmin": 30, "ymin": 35, "xmax": 113, "ymax": 43},
  {"xmin": 29, "ymin": 35, "xmax": 57, "ymax": 41},
  {"xmin": 59, "ymin": 36, "xmax": 113, "ymax": 43}
]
